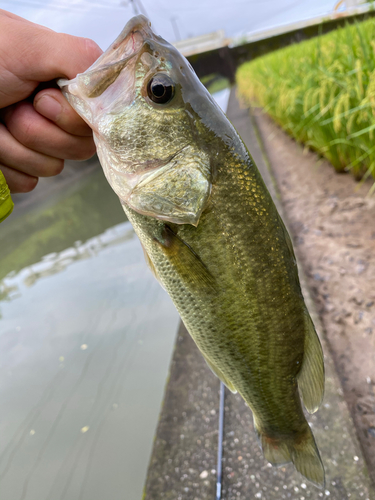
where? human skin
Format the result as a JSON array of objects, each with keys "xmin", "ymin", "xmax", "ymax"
[{"xmin": 0, "ymin": 9, "xmax": 103, "ymax": 193}]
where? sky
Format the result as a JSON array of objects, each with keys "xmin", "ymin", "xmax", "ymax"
[{"xmin": 3, "ymin": 0, "xmax": 343, "ymax": 52}]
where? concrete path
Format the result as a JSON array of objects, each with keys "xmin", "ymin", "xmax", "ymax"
[{"xmin": 143, "ymin": 89, "xmax": 375, "ymax": 500}]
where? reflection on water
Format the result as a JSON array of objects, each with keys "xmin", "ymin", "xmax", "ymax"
[
  {"xmin": 0, "ymin": 166, "xmax": 126, "ymax": 283},
  {"xmin": 0, "ymin": 166, "xmax": 180, "ymax": 500},
  {"xmin": 1, "ymin": 222, "xmax": 134, "ymax": 302}
]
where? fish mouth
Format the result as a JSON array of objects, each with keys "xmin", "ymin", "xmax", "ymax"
[
  {"xmin": 58, "ymin": 14, "xmax": 172, "ymax": 124},
  {"xmin": 88, "ymin": 15, "xmax": 154, "ymax": 79},
  {"xmin": 68, "ymin": 15, "xmax": 155, "ymax": 99},
  {"xmin": 113, "ymin": 14, "xmax": 154, "ymax": 51}
]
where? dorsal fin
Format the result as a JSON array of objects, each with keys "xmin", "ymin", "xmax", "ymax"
[{"xmin": 297, "ymin": 313, "xmax": 325, "ymax": 414}]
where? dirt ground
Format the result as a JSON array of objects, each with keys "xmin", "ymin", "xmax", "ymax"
[{"xmin": 253, "ymin": 109, "xmax": 375, "ymax": 485}]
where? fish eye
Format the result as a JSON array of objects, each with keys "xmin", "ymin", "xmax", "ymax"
[{"xmin": 147, "ymin": 74, "xmax": 174, "ymax": 104}]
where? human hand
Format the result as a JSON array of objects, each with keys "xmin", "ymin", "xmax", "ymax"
[{"xmin": 0, "ymin": 9, "xmax": 102, "ymax": 193}]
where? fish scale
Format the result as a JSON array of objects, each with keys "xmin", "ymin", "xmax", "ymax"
[{"xmin": 59, "ymin": 14, "xmax": 325, "ymax": 488}]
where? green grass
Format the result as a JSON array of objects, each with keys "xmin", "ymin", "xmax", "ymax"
[{"xmin": 236, "ymin": 18, "xmax": 375, "ymax": 188}]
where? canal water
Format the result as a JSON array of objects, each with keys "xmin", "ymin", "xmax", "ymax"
[{"xmin": 0, "ymin": 88, "xmax": 230, "ymax": 500}]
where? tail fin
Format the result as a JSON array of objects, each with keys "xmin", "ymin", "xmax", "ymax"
[
  {"xmin": 289, "ymin": 427, "xmax": 325, "ymax": 489},
  {"xmin": 254, "ymin": 419, "xmax": 325, "ymax": 488}
]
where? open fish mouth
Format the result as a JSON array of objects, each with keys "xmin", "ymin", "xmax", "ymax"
[
  {"xmin": 68, "ymin": 16, "xmax": 155, "ymax": 99},
  {"xmin": 58, "ymin": 15, "xmax": 213, "ymax": 226},
  {"xmin": 58, "ymin": 16, "xmax": 163, "ymax": 128}
]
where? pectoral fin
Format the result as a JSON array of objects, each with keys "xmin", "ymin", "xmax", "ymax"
[{"xmin": 155, "ymin": 225, "xmax": 216, "ymax": 292}]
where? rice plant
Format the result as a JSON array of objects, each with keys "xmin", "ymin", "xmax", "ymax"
[{"xmin": 236, "ymin": 18, "xmax": 375, "ymax": 183}]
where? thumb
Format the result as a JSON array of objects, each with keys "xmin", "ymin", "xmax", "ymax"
[
  {"xmin": 28, "ymin": 30, "xmax": 103, "ymax": 81},
  {"xmin": 0, "ymin": 12, "xmax": 103, "ymax": 82}
]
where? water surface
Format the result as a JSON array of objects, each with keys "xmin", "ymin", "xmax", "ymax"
[{"xmin": 0, "ymin": 166, "xmax": 180, "ymax": 500}]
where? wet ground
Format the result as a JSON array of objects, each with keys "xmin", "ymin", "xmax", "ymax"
[{"xmin": 0, "ymin": 162, "xmax": 180, "ymax": 500}]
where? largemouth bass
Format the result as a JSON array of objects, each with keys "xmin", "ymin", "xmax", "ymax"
[{"xmin": 58, "ymin": 15, "xmax": 325, "ymax": 487}]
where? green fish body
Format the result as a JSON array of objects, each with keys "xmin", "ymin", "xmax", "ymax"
[{"xmin": 59, "ymin": 15, "xmax": 325, "ymax": 487}]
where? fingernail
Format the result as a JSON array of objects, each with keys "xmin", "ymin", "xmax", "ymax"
[{"xmin": 34, "ymin": 95, "xmax": 62, "ymax": 122}]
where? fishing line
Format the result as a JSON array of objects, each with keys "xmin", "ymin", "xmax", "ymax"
[{"xmin": 216, "ymin": 381, "xmax": 225, "ymax": 500}]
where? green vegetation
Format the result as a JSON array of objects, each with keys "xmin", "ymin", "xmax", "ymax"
[{"xmin": 237, "ymin": 18, "xmax": 375, "ymax": 188}]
